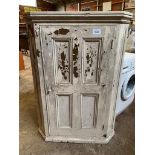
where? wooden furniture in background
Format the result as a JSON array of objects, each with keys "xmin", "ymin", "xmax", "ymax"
[
  {"xmin": 111, "ymin": 0, "xmax": 124, "ymax": 11},
  {"xmin": 56, "ymin": 0, "xmax": 111, "ymax": 11},
  {"xmin": 19, "ymin": 5, "xmax": 43, "ymax": 52},
  {"xmin": 19, "ymin": 52, "xmax": 25, "ymax": 70},
  {"xmin": 19, "ymin": 4, "xmax": 56, "ymax": 51},
  {"xmin": 124, "ymin": 0, "xmax": 135, "ymax": 21},
  {"xmin": 19, "ymin": 23, "xmax": 29, "ymax": 51},
  {"xmin": 37, "ymin": 0, "xmax": 57, "ymax": 11}
]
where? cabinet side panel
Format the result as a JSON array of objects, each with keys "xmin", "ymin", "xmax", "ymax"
[
  {"xmin": 27, "ymin": 24, "xmax": 45, "ymax": 133},
  {"xmin": 104, "ymin": 24, "xmax": 129, "ymax": 136},
  {"xmin": 29, "ymin": 23, "xmax": 50, "ymax": 136},
  {"xmin": 108, "ymin": 24, "xmax": 129, "ymax": 134}
]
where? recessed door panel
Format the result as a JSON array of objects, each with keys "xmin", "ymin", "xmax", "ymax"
[
  {"xmin": 81, "ymin": 94, "xmax": 98, "ymax": 128},
  {"xmin": 56, "ymin": 95, "xmax": 72, "ymax": 128},
  {"xmin": 54, "ymin": 39, "xmax": 71, "ymax": 84},
  {"xmin": 83, "ymin": 38, "xmax": 101, "ymax": 84}
]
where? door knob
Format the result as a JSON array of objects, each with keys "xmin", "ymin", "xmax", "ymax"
[
  {"xmin": 48, "ymin": 88, "xmax": 52, "ymax": 93},
  {"xmin": 46, "ymin": 86, "xmax": 52, "ymax": 95},
  {"xmin": 101, "ymin": 84, "xmax": 106, "ymax": 88}
]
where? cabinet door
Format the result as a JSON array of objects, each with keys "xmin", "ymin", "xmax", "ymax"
[{"xmin": 38, "ymin": 24, "xmax": 119, "ymax": 140}]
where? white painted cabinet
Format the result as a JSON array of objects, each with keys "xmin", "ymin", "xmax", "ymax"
[{"xmin": 27, "ymin": 11, "xmax": 132, "ymax": 143}]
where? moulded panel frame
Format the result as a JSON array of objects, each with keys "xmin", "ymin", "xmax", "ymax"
[
  {"xmin": 52, "ymin": 37, "xmax": 73, "ymax": 85},
  {"xmin": 80, "ymin": 93, "xmax": 99, "ymax": 129},
  {"xmin": 82, "ymin": 37, "xmax": 103, "ymax": 85},
  {"xmin": 55, "ymin": 94, "xmax": 73, "ymax": 128}
]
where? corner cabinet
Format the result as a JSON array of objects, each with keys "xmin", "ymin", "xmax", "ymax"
[{"xmin": 27, "ymin": 11, "xmax": 132, "ymax": 144}]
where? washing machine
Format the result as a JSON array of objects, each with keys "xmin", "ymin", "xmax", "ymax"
[{"xmin": 115, "ymin": 52, "xmax": 135, "ymax": 116}]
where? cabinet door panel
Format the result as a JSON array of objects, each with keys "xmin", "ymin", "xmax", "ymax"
[{"xmin": 39, "ymin": 24, "xmax": 118, "ymax": 137}]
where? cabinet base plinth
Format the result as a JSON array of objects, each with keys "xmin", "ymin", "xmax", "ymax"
[{"xmin": 38, "ymin": 128, "xmax": 114, "ymax": 144}]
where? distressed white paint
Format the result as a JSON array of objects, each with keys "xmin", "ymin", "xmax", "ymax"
[
  {"xmin": 57, "ymin": 95, "xmax": 71, "ymax": 128},
  {"xmin": 81, "ymin": 95, "xmax": 97, "ymax": 128},
  {"xmin": 57, "ymin": 69, "xmax": 64, "ymax": 83},
  {"xmin": 27, "ymin": 11, "xmax": 132, "ymax": 144}
]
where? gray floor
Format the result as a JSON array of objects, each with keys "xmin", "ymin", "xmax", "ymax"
[{"xmin": 19, "ymin": 56, "xmax": 135, "ymax": 155}]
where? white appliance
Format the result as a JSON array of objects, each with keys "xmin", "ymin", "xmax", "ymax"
[{"xmin": 116, "ymin": 52, "xmax": 135, "ymax": 116}]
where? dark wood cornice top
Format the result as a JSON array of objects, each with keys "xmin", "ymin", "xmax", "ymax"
[{"xmin": 26, "ymin": 11, "xmax": 133, "ymax": 24}]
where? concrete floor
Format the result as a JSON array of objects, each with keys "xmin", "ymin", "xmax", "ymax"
[{"xmin": 19, "ymin": 56, "xmax": 135, "ymax": 155}]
